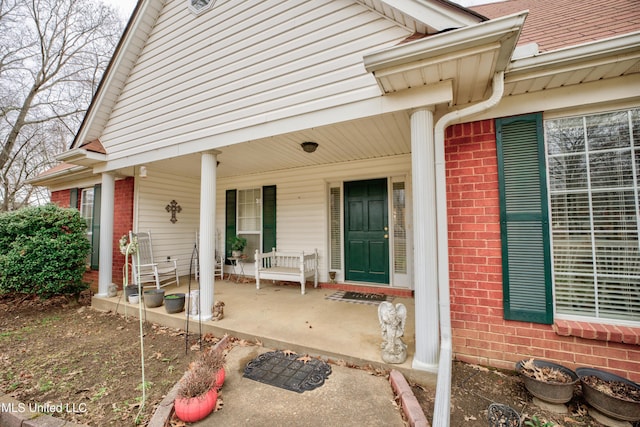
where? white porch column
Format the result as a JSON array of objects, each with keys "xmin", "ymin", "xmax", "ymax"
[
  {"xmin": 198, "ymin": 150, "xmax": 220, "ymax": 321},
  {"xmin": 410, "ymin": 108, "xmax": 440, "ymax": 371},
  {"xmin": 97, "ymin": 172, "xmax": 115, "ymax": 297}
]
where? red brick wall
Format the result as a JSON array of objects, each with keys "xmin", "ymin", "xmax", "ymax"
[
  {"xmin": 49, "ymin": 178, "xmax": 134, "ymax": 293},
  {"xmin": 113, "ymin": 178, "xmax": 134, "ymax": 290},
  {"xmin": 50, "ymin": 189, "xmax": 72, "ymax": 208},
  {"xmin": 445, "ymin": 120, "xmax": 640, "ymax": 383}
]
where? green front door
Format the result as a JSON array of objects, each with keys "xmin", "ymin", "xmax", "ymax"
[{"xmin": 344, "ymin": 179, "xmax": 389, "ymax": 284}]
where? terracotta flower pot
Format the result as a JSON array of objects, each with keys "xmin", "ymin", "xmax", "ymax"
[
  {"xmin": 214, "ymin": 367, "xmax": 225, "ymax": 390},
  {"xmin": 576, "ymin": 367, "xmax": 640, "ymax": 422},
  {"xmin": 174, "ymin": 388, "xmax": 218, "ymax": 423},
  {"xmin": 515, "ymin": 359, "xmax": 578, "ymax": 404}
]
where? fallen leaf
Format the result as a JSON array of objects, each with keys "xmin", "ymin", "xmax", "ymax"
[
  {"xmin": 296, "ymin": 355, "xmax": 312, "ymax": 364},
  {"xmin": 283, "ymin": 349, "xmax": 296, "ymax": 356}
]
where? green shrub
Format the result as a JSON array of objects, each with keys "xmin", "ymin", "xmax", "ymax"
[{"xmin": 0, "ymin": 204, "xmax": 91, "ymax": 298}]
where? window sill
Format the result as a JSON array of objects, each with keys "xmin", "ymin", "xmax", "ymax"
[{"xmin": 554, "ymin": 320, "xmax": 640, "ymax": 345}]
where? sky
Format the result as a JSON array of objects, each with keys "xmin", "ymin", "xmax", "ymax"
[{"xmin": 106, "ymin": 0, "xmax": 495, "ymax": 19}]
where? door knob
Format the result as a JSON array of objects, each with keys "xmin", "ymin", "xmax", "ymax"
[{"xmin": 384, "ymin": 234, "xmax": 388, "ymax": 239}]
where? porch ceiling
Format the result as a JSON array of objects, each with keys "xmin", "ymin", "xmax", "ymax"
[{"xmin": 151, "ymin": 111, "xmax": 412, "ymax": 179}]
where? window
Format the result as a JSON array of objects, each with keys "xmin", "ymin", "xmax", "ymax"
[
  {"xmin": 392, "ymin": 182, "xmax": 407, "ymax": 274},
  {"xmin": 78, "ymin": 186, "xmax": 101, "ymax": 269},
  {"xmin": 546, "ymin": 108, "xmax": 640, "ymax": 323},
  {"xmin": 329, "ymin": 186, "xmax": 341, "ymax": 271},
  {"xmin": 237, "ymin": 188, "xmax": 261, "ymax": 258},
  {"xmin": 80, "ymin": 188, "xmax": 94, "ymax": 240},
  {"xmin": 225, "ymin": 186, "xmax": 276, "ymax": 259}
]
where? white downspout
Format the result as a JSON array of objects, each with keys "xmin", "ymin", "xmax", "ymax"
[{"xmin": 431, "ymin": 71, "xmax": 505, "ymax": 427}]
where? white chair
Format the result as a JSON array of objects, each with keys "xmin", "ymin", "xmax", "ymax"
[
  {"xmin": 194, "ymin": 231, "xmax": 225, "ymax": 281},
  {"xmin": 130, "ymin": 231, "xmax": 179, "ymax": 289}
]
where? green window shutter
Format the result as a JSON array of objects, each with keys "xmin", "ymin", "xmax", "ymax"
[
  {"xmin": 262, "ymin": 185, "xmax": 276, "ymax": 252},
  {"xmin": 90, "ymin": 184, "xmax": 102, "ymax": 270},
  {"xmin": 70, "ymin": 188, "xmax": 78, "ymax": 209},
  {"xmin": 497, "ymin": 113, "xmax": 553, "ymax": 324},
  {"xmin": 225, "ymin": 189, "xmax": 237, "ymax": 259}
]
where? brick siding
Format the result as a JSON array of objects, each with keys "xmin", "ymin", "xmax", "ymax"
[
  {"xmin": 445, "ymin": 120, "xmax": 640, "ymax": 382},
  {"xmin": 49, "ymin": 178, "xmax": 134, "ymax": 293}
]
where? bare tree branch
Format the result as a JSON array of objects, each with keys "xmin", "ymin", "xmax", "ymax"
[{"xmin": 0, "ymin": 0, "xmax": 123, "ymax": 210}]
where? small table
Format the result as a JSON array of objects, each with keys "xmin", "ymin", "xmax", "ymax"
[{"xmin": 227, "ymin": 256, "xmax": 246, "ymax": 282}]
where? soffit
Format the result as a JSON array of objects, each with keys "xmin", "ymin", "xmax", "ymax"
[
  {"xmin": 356, "ymin": 0, "xmax": 484, "ymax": 33},
  {"xmin": 363, "ymin": 12, "xmax": 526, "ymax": 106},
  {"xmin": 504, "ymin": 32, "xmax": 640, "ymax": 97}
]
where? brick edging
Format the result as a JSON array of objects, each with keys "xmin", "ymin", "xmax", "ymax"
[{"xmin": 389, "ymin": 369, "xmax": 430, "ymax": 427}]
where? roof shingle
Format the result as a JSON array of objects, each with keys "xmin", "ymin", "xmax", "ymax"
[{"xmin": 471, "ymin": 0, "xmax": 640, "ymax": 52}]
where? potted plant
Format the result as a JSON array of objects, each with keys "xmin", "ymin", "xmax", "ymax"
[
  {"xmin": 164, "ymin": 293, "xmax": 185, "ymax": 314},
  {"xmin": 173, "ymin": 362, "xmax": 218, "ymax": 423},
  {"xmin": 200, "ymin": 346, "xmax": 226, "ymax": 390},
  {"xmin": 173, "ymin": 345, "xmax": 226, "ymax": 423},
  {"xmin": 230, "ymin": 235, "xmax": 247, "ymax": 257},
  {"xmin": 576, "ymin": 367, "xmax": 640, "ymax": 422},
  {"xmin": 515, "ymin": 359, "xmax": 578, "ymax": 404}
]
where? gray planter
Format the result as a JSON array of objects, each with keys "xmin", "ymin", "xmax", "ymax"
[
  {"xmin": 577, "ymin": 367, "xmax": 640, "ymax": 422},
  {"xmin": 125, "ymin": 285, "xmax": 138, "ymax": 299},
  {"xmin": 164, "ymin": 293, "xmax": 185, "ymax": 314},
  {"xmin": 516, "ymin": 359, "xmax": 578, "ymax": 404},
  {"xmin": 143, "ymin": 289, "xmax": 165, "ymax": 308}
]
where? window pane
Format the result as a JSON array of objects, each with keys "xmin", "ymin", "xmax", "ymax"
[
  {"xmin": 589, "ymin": 150, "xmax": 633, "ymax": 188},
  {"xmin": 80, "ymin": 188, "xmax": 94, "ymax": 233},
  {"xmin": 392, "ymin": 182, "xmax": 407, "ymax": 274},
  {"xmin": 238, "ymin": 188, "xmax": 260, "ymax": 232},
  {"xmin": 587, "ymin": 111, "xmax": 630, "ymax": 151},
  {"xmin": 330, "ymin": 187, "xmax": 341, "ymax": 270},
  {"xmin": 546, "ymin": 108, "xmax": 640, "ymax": 323}
]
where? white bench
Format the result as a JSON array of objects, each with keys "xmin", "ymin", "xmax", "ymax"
[{"xmin": 254, "ymin": 248, "xmax": 318, "ymax": 295}]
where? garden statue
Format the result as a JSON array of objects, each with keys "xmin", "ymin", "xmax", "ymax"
[
  {"xmin": 378, "ymin": 301, "xmax": 408, "ymax": 364},
  {"xmin": 212, "ymin": 300, "xmax": 225, "ymax": 321}
]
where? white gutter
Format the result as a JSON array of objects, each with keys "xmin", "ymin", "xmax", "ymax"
[{"xmin": 431, "ymin": 71, "xmax": 505, "ymax": 427}]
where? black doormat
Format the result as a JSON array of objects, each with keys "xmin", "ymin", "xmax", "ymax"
[
  {"xmin": 243, "ymin": 350, "xmax": 331, "ymax": 393},
  {"xmin": 343, "ymin": 291, "xmax": 387, "ymax": 302},
  {"xmin": 325, "ymin": 290, "xmax": 394, "ymax": 305}
]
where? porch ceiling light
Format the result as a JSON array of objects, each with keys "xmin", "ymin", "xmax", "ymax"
[{"xmin": 301, "ymin": 141, "xmax": 318, "ymax": 153}]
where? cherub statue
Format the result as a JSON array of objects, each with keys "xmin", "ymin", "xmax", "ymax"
[
  {"xmin": 377, "ymin": 301, "xmax": 407, "ymax": 364},
  {"xmin": 212, "ymin": 300, "xmax": 225, "ymax": 321}
]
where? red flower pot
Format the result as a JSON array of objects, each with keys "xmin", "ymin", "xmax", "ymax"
[
  {"xmin": 214, "ymin": 368, "xmax": 225, "ymax": 390},
  {"xmin": 174, "ymin": 388, "xmax": 218, "ymax": 423}
]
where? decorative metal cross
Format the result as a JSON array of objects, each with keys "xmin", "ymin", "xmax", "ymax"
[{"xmin": 165, "ymin": 200, "xmax": 182, "ymax": 224}]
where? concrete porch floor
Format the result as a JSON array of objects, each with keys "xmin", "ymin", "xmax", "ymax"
[{"xmin": 92, "ymin": 276, "xmax": 436, "ymax": 385}]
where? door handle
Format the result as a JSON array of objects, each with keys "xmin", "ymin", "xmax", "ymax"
[{"xmin": 384, "ymin": 234, "xmax": 388, "ymax": 239}]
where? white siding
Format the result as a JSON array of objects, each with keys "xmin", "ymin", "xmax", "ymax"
[
  {"xmin": 101, "ymin": 0, "xmax": 410, "ymax": 159},
  {"xmin": 135, "ymin": 167, "xmax": 201, "ymax": 277}
]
